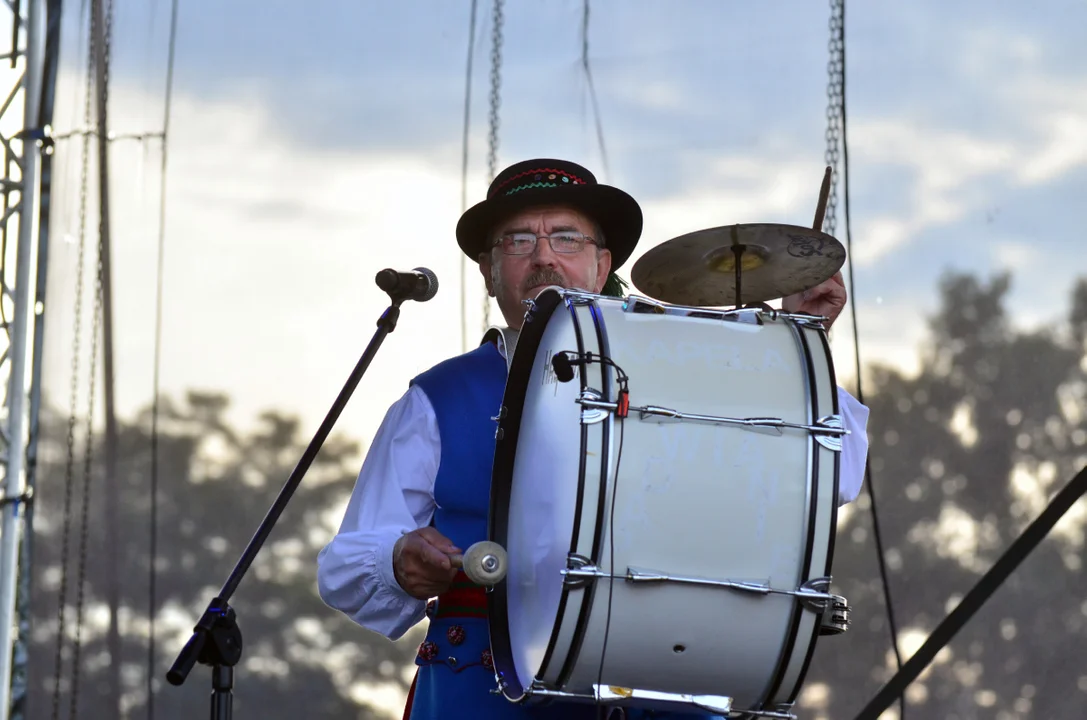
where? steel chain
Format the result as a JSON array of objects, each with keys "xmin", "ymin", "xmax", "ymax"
[
  {"xmin": 49, "ymin": 2, "xmax": 98, "ymax": 715},
  {"xmin": 483, "ymin": 0, "xmax": 503, "ymax": 331},
  {"xmin": 63, "ymin": 1, "xmax": 112, "ymax": 716},
  {"xmin": 824, "ymin": 0, "xmax": 844, "ymax": 237}
]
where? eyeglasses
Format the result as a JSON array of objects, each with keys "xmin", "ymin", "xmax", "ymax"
[{"xmin": 493, "ymin": 231, "xmax": 600, "ymax": 256}]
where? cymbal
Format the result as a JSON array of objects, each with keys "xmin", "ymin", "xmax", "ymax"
[{"xmin": 629, "ymin": 223, "xmax": 846, "ymax": 307}]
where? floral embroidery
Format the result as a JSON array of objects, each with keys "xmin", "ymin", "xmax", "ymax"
[{"xmin": 447, "ymin": 625, "xmax": 466, "ymax": 646}]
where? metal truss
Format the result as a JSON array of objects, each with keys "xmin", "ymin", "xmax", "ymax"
[{"xmin": 0, "ymin": 1, "xmax": 60, "ymax": 718}]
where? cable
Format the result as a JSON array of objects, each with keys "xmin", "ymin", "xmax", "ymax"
[
  {"xmin": 828, "ymin": 0, "xmax": 906, "ymax": 714},
  {"xmin": 458, "ymin": 0, "xmax": 479, "ymax": 354},
  {"xmin": 580, "ymin": 0, "xmax": 609, "ymax": 180},
  {"xmin": 50, "ymin": 3, "xmax": 97, "ymax": 715},
  {"xmin": 147, "ymin": 2, "xmax": 180, "ymax": 717},
  {"xmin": 594, "ymin": 390, "xmax": 625, "ymax": 720},
  {"xmin": 69, "ymin": 182, "xmax": 104, "ymax": 720},
  {"xmin": 70, "ymin": 0, "xmax": 115, "ymax": 709}
]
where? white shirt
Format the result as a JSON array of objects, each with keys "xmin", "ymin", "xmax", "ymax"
[{"xmin": 316, "ymin": 332, "xmax": 871, "ymax": 641}]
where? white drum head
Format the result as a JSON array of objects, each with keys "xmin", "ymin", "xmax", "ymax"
[
  {"xmin": 489, "ymin": 289, "xmax": 593, "ymax": 698},
  {"xmin": 506, "ymin": 302, "xmax": 584, "ymax": 690}
]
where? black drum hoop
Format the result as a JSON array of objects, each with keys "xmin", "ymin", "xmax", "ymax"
[
  {"xmin": 758, "ymin": 320, "xmax": 838, "ymax": 709},
  {"xmin": 486, "ymin": 288, "xmax": 597, "ymax": 702},
  {"xmin": 781, "ymin": 323, "xmax": 842, "ymax": 707}
]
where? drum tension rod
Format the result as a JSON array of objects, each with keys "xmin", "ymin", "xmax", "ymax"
[
  {"xmin": 562, "ymin": 556, "xmax": 844, "ymax": 614},
  {"xmin": 576, "ymin": 390, "xmax": 847, "ymax": 441}
]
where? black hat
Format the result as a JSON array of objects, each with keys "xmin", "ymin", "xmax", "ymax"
[{"xmin": 456, "ymin": 159, "xmax": 643, "ymax": 270}]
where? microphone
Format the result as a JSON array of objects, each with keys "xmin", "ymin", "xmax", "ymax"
[
  {"xmin": 551, "ymin": 351, "xmax": 632, "ymax": 418},
  {"xmin": 375, "ymin": 267, "xmax": 439, "ymax": 302},
  {"xmin": 551, "ymin": 352, "xmax": 578, "ymax": 383}
]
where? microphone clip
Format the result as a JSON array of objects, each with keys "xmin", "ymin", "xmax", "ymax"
[{"xmin": 550, "ymin": 350, "xmax": 631, "ymax": 418}]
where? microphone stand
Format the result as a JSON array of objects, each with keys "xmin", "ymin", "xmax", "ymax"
[{"xmin": 167, "ymin": 281, "xmax": 418, "ymax": 719}]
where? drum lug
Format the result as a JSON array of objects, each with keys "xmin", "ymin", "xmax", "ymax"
[
  {"xmin": 529, "ymin": 679, "xmax": 554, "ymax": 694},
  {"xmin": 622, "ymin": 295, "xmax": 668, "ymax": 314},
  {"xmin": 563, "ymin": 292, "xmax": 595, "ymax": 307},
  {"xmin": 797, "ymin": 577, "xmax": 832, "ymax": 609},
  {"xmin": 777, "ymin": 309, "xmax": 830, "ymax": 328},
  {"xmin": 798, "ymin": 577, "xmax": 844, "ymax": 612},
  {"xmin": 758, "ymin": 702, "xmax": 798, "ymax": 719},
  {"xmin": 561, "ymin": 554, "xmax": 602, "ymax": 588},
  {"xmin": 520, "ymin": 298, "xmax": 537, "ymax": 324},
  {"xmin": 814, "ymin": 414, "xmax": 844, "ymax": 451},
  {"xmin": 578, "ymin": 389, "xmax": 611, "ymax": 425}
]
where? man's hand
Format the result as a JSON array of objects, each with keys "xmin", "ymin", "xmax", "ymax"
[
  {"xmin": 782, "ymin": 271, "xmax": 847, "ymax": 331},
  {"xmin": 393, "ymin": 527, "xmax": 461, "ymax": 599}
]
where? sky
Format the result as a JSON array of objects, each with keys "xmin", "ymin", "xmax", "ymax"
[
  {"xmin": 30, "ymin": 0, "xmax": 1086, "ymax": 457},
  {"xmin": 4, "ymin": 0, "xmax": 1086, "ymax": 717}
]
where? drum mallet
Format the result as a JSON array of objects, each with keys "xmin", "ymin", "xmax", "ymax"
[{"xmin": 450, "ymin": 540, "xmax": 509, "ymax": 586}]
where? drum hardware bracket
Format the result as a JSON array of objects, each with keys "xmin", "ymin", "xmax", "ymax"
[
  {"xmin": 813, "ymin": 415, "xmax": 844, "ymax": 451},
  {"xmin": 530, "ymin": 685, "xmax": 797, "ymax": 719},
  {"xmin": 594, "ymin": 686, "xmax": 739, "ymax": 716},
  {"xmin": 578, "ymin": 389, "xmax": 612, "ymax": 425},
  {"xmin": 819, "ymin": 595, "xmax": 851, "ymax": 636},
  {"xmin": 563, "ymin": 553, "xmax": 597, "ymax": 588},
  {"xmin": 562, "ymin": 560, "xmax": 842, "ymax": 610},
  {"xmin": 575, "ymin": 392, "xmax": 848, "ymax": 446},
  {"xmin": 490, "ymin": 675, "xmax": 508, "ymax": 695},
  {"xmin": 563, "ymin": 292, "xmax": 596, "ymax": 307},
  {"xmin": 620, "ymin": 293, "xmax": 827, "ymax": 327}
]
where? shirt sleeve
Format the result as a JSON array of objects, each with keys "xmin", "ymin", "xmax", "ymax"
[
  {"xmin": 836, "ymin": 386, "xmax": 871, "ymax": 506},
  {"xmin": 316, "ymin": 384, "xmax": 440, "ymax": 640}
]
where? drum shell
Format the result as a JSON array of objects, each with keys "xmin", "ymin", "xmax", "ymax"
[{"xmin": 489, "ymin": 290, "xmax": 840, "ymax": 713}]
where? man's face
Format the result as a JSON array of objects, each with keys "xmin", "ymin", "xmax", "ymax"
[{"xmin": 479, "ymin": 205, "xmax": 612, "ymax": 329}]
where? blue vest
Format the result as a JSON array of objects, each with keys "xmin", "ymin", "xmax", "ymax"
[{"xmin": 405, "ymin": 342, "xmax": 714, "ymax": 720}]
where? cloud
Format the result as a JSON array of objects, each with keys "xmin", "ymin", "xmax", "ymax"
[
  {"xmin": 41, "ymin": 1, "xmax": 1087, "ymax": 441},
  {"xmin": 1017, "ymin": 111, "xmax": 1087, "ymax": 185},
  {"xmin": 44, "ymin": 75, "xmax": 493, "ymax": 447},
  {"xmin": 991, "ymin": 242, "xmax": 1035, "ymax": 272},
  {"xmin": 633, "ymin": 155, "xmax": 827, "ymax": 249}
]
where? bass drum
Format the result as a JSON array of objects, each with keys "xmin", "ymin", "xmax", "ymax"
[{"xmin": 485, "ymin": 287, "xmax": 845, "ymax": 717}]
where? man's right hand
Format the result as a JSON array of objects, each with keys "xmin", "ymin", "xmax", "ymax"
[{"xmin": 393, "ymin": 527, "xmax": 461, "ymax": 599}]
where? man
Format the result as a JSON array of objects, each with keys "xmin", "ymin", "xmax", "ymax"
[{"xmin": 316, "ymin": 159, "xmax": 870, "ymax": 719}]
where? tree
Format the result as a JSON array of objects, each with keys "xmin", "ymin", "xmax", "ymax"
[
  {"xmin": 30, "ymin": 270, "xmax": 1087, "ymax": 719},
  {"xmin": 29, "ymin": 390, "xmax": 424, "ymax": 719},
  {"xmin": 804, "ymin": 271, "xmax": 1087, "ymax": 719}
]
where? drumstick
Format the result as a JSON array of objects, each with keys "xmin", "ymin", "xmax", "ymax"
[{"xmin": 813, "ymin": 165, "xmax": 832, "ymax": 231}]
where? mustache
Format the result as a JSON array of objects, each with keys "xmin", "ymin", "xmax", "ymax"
[{"xmin": 524, "ymin": 269, "xmax": 566, "ymax": 290}]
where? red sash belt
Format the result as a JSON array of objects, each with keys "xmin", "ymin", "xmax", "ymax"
[
  {"xmin": 403, "ymin": 571, "xmax": 489, "ymax": 719},
  {"xmin": 432, "ymin": 570, "xmax": 487, "ymax": 619}
]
